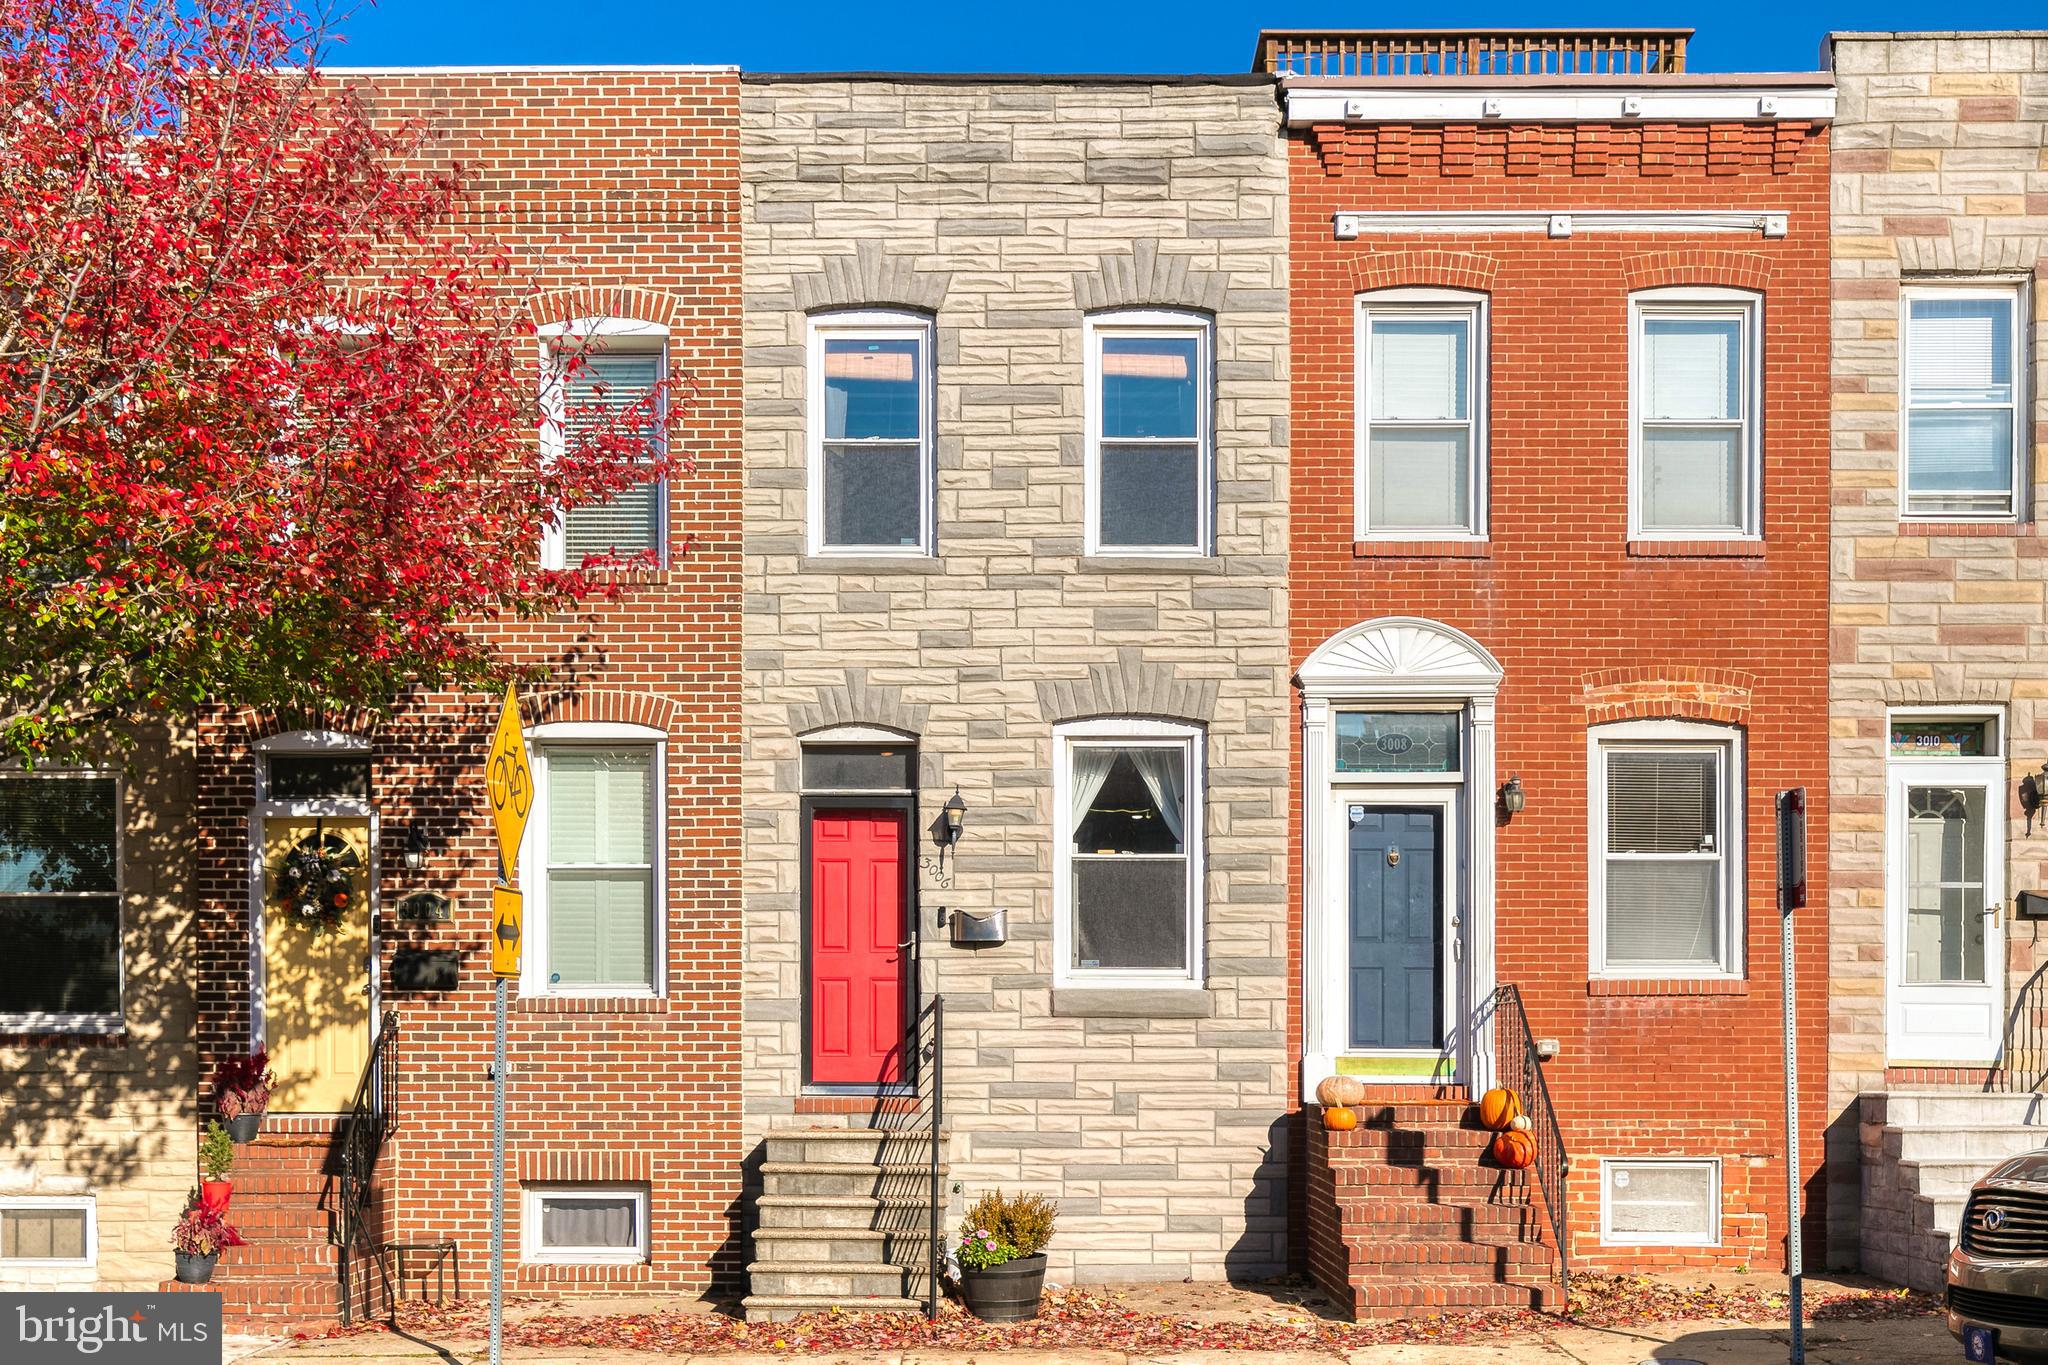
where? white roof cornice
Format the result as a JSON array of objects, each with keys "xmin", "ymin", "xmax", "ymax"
[{"xmin": 1283, "ymin": 83, "xmax": 1834, "ymax": 126}]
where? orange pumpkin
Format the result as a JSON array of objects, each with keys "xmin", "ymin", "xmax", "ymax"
[
  {"xmin": 1322, "ymin": 1105, "xmax": 1360, "ymax": 1132},
  {"xmin": 1477, "ymin": 1086, "xmax": 1523, "ymax": 1131},
  {"xmin": 1315, "ymin": 1075, "xmax": 1366, "ymax": 1108},
  {"xmin": 1489, "ymin": 1129, "xmax": 1536, "ymax": 1170}
]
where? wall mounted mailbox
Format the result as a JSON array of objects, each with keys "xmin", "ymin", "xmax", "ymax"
[
  {"xmin": 2018, "ymin": 891, "xmax": 2048, "ymax": 920},
  {"xmin": 949, "ymin": 908, "xmax": 1008, "ymax": 947},
  {"xmin": 390, "ymin": 948, "xmax": 460, "ymax": 992}
]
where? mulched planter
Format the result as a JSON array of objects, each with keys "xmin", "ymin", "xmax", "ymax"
[
  {"xmin": 958, "ymin": 1253, "xmax": 1046, "ymax": 1322},
  {"xmin": 226, "ymin": 1114, "xmax": 262, "ymax": 1144},
  {"xmin": 173, "ymin": 1251, "xmax": 218, "ymax": 1284}
]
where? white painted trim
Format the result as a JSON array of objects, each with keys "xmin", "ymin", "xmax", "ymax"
[
  {"xmin": 1586, "ymin": 719, "xmax": 1745, "ymax": 979},
  {"xmin": 254, "ymin": 730, "xmax": 370, "ymax": 753},
  {"xmin": 806, "ymin": 310, "xmax": 937, "ymax": 559},
  {"xmin": 538, "ymin": 318, "xmax": 670, "ymax": 571},
  {"xmin": 1052, "ymin": 718, "xmax": 1206, "ymax": 990},
  {"xmin": 519, "ymin": 1184, "xmax": 651, "ymax": 1266},
  {"xmin": 1628, "ymin": 287, "xmax": 1765, "ymax": 541},
  {"xmin": 0, "ymin": 1194, "xmax": 98, "ymax": 1267},
  {"xmin": 1354, "ymin": 289, "xmax": 1489, "ymax": 541},
  {"xmin": 1287, "ymin": 87, "xmax": 1834, "ymax": 127},
  {"xmin": 0, "ymin": 769, "xmax": 124, "ymax": 1036},
  {"xmin": 1598, "ymin": 1157, "xmax": 1722, "ymax": 1248},
  {"xmin": 1334, "ymin": 210, "xmax": 1790, "ymax": 241},
  {"xmin": 519, "ymin": 734, "xmax": 666, "ymax": 1001},
  {"xmin": 1298, "ymin": 617, "xmax": 1501, "ymax": 1103},
  {"xmin": 1083, "ymin": 309, "xmax": 1215, "ymax": 559},
  {"xmin": 1898, "ymin": 280, "xmax": 2031, "ymax": 523}
]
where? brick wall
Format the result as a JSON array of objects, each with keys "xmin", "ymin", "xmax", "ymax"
[
  {"xmin": 1827, "ymin": 31, "xmax": 2048, "ymax": 1268},
  {"xmin": 739, "ymin": 76, "xmax": 1294, "ymax": 1282},
  {"xmin": 189, "ymin": 68, "xmax": 746, "ymax": 1296},
  {"xmin": 1286, "ymin": 113, "xmax": 1834, "ymax": 1271}
]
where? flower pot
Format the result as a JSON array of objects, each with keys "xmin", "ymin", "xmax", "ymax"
[
  {"xmin": 959, "ymin": 1253, "xmax": 1047, "ymax": 1322},
  {"xmin": 226, "ymin": 1113, "xmax": 262, "ymax": 1144},
  {"xmin": 173, "ymin": 1251, "xmax": 218, "ymax": 1284},
  {"xmin": 198, "ymin": 1180, "xmax": 232, "ymax": 1214}
]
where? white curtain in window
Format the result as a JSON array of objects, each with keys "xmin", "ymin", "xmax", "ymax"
[
  {"xmin": 541, "ymin": 1196, "xmax": 637, "ymax": 1250},
  {"xmin": 1642, "ymin": 317, "xmax": 1738, "ymax": 421},
  {"xmin": 1126, "ymin": 748, "xmax": 1186, "ymax": 849},
  {"xmin": 1370, "ymin": 318, "xmax": 1467, "ymax": 421},
  {"xmin": 1068, "ymin": 747, "xmax": 1115, "ymax": 840}
]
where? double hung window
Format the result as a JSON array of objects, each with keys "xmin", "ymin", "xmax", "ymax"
[
  {"xmin": 1085, "ymin": 311, "xmax": 1212, "ymax": 555},
  {"xmin": 1901, "ymin": 285, "xmax": 2025, "ymax": 520},
  {"xmin": 1630, "ymin": 290, "xmax": 1762, "ymax": 539},
  {"xmin": 0, "ymin": 774, "xmax": 120, "ymax": 1030},
  {"xmin": 808, "ymin": 312, "xmax": 934, "ymax": 556},
  {"xmin": 1356, "ymin": 292, "xmax": 1486, "ymax": 537}
]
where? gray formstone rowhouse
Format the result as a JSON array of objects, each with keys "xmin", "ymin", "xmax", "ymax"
[
  {"xmin": 1827, "ymin": 31, "xmax": 2048, "ymax": 1288},
  {"xmin": 738, "ymin": 72, "xmax": 1292, "ymax": 1297}
]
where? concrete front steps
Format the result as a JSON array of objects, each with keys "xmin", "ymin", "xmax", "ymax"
[
  {"xmin": 1307, "ymin": 1095, "xmax": 1563, "ymax": 1320},
  {"xmin": 743, "ymin": 1126, "xmax": 946, "ymax": 1323},
  {"xmin": 1860, "ymin": 1089, "xmax": 2048, "ymax": 1293}
]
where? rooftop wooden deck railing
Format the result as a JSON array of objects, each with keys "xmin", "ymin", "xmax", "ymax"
[{"xmin": 1256, "ymin": 28, "xmax": 1691, "ymax": 79}]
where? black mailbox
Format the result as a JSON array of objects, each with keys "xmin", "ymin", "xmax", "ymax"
[
  {"xmin": 2018, "ymin": 892, "xmax": 2048, "ymax": 920},
  {"xmin": 390, "ymin": 948, "xmax": 461, "ymax": 992}
]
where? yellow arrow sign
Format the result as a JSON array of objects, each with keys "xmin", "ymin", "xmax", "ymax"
[
  {"xmin": 485, "ymin": 684, "xmax": 533, "ymax": 880},
  {"xmin": 491, "ymin": 884, "xmax": 523, "ymax": 978}
]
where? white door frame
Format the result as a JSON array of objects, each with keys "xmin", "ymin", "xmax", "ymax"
[
  {"xmin": 1299, "ymin": 617, "xmax": 1503, "ymax": 1103},
  {"xmin": 1884, "ymin": 718, "xmax": 2006, "ymax": 1066}
]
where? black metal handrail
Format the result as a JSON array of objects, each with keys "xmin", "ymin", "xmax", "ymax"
[
  {"xmin": 336, "ymin": 1009, "xmax": 399, "ymax": 1326},
  {"xmin": 1991, "ymin": 962, "xmax": 2048, "ymax": 1094},
  {"xmin": 1492, "ymin": 984, "xmax": 1568, "ymax": 1288},
  {"xmin": 919, "ymin": 996, "xmax": 945, "ymax": 1319}
]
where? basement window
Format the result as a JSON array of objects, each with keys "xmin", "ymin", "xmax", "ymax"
[
  {"xmin": 1599, "ymin": 1158, "xmax": 1721, "ymax": 1247},
  {"xmin": 0, "ymin": 1196, "xmax": 96, "ymax": 1266},
  {"xmin": 521, "ymin": 1184, "xmax": 648, "ymax": 1265}
]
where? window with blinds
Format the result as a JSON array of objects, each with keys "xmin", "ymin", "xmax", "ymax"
[
  {"xmin": 1359, "ymin": 298, "xmax": 1483, "ymax": 536},
  {"xmin": 558, "ymin": 351, "xmax": 664, "ymax": 562},
  {"xmin": 1087, "ymin": 314, "xmax": 1212, "ymax": 555},
  {"xmin": 1597, "ymin": 741, "xmax": 1735, "ymax": 973},
  {"xmin": 810, "ymin": 314, "xmax": 933, "ymax": 555},
  {"xmin": 1632, "ymin": 293, "xmax": 1758, "ymax": 538},
  {"xmin": 1903, "ymin": 286, "xmax": 2022, "ymax": 519},
  {"xmin": 541, "ymin": 747, "xmax": 655, "ymax": 992},
  {"xmin": 0, "ymin": 774, "xmax": 120, "ymax": 1025}
]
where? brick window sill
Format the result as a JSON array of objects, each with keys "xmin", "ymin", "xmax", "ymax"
[
  {"xmin": 1353, "ymin": 540, "xmax": 1491, "ymax": 559},
  {"xmin": 1898, "ymin": 521, "xmax": 2034, "ymax": 537},
  {"xmin": 1587, "ymin": 977, "xmax": 1749, "ymax": 997},
  {"xmin": 0, "ymin": 1031, "xmax": 130, "ymax": 1049},
  {"xmin": 514, "ymin": 995, "xmax": 669, "ymax": 1015},
  {"xmin": 1626, "ymin": 540, "xmax": 1764, "ymax": 559}
]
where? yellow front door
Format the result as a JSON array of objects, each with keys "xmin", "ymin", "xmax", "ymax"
[{"xmin": 261, "ymin": 816, "xmax": 372, "ymax": 1112}]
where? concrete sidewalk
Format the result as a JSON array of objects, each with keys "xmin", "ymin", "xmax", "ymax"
[{"xmin": 232, "ymin": 1316, "xmax": 1956, "ymax": 1364}]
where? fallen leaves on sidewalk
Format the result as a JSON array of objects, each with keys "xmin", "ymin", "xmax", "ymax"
[{"xmin": 293, "ymin": 1276, "xmax": 1940, "ymax": 1355}]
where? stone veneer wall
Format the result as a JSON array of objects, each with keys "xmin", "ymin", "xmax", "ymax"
[
  {"xmin": 0, "ymin": 725, "xmax": 197, "ymax": 1291},
  {"xmin": 739, "ymin": 75, "xmax": 1293, "ymax": 1281},
  {"xmin": 1827, "ymin": 31, "xmax": 2048, "ymax": 1267}
]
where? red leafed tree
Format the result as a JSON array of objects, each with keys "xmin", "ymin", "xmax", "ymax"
[{"xmin": 0, "ymin": 0, "xmax": 674, "ymax": 763}]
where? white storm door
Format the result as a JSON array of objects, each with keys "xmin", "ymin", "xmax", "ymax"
[{"xmin": 1886, "ymin": 761, "xmax": 2004, "ymax": 1064}]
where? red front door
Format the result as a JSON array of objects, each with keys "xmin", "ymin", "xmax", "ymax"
[{"xmin": 808, "ymin": 808, "xmax": 907, "ymax": 1085}]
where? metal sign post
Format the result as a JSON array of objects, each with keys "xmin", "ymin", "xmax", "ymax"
[
  {"xmin": 1776, "ymin": 788, "xmax": 1808, "ymax": 1365},
  {"xmin": 483, "ymin": 685, "xmax": 533, "ymax": 1365}
]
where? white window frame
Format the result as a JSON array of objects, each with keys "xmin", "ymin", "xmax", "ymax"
[
  {"xmin": 519, "ymin": 1184, "xmax": 649, "ymax": 1266},
  {"xmin": 1051, "ymin": 717, "xmax": 1205, "ymax": 989},
  {"xmin": 1628, "ymin": 287, "xmax": 1764, "ymax": 541},
  {"xmin": 538, "ymin": 317, "xmax": 670, "ymax": 570},
  {"xmin": 1354, "ymin": 288, "xmax": 1489, "ymax": 540},
  {"xmin": 0, "ymin": 769, "xmax": 123, "ymax": 1035},
  {"xmin": 1898, "ymin": 280, "xmax": 2029, "ymax": 522},
  {"xmin": 0, "ymin": 1195, "xmax": 98, "ymax": 1267},
  {"xmin": 1598, "ymin": 1157, "xmax": 1722, "ymax": 1248},
  {"xmin": 1587, "ymin": 719, "xmax": 1745, "ymax": 979},
  {"xmin": 1083, "ymin": 309, "xmax": 1214, "ymax": 558},
  {"xmin": 518, "ymin": 722, "xmax": 666, "ymax": 1001},
  {"xmin": 806, "ymin": 309, "xmax": 936, "ymax": 558}
]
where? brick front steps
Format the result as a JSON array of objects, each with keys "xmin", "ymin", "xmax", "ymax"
[{"xmin": 1307, "ymin": 1094, "xmax": 1563, "ymax": 1319}]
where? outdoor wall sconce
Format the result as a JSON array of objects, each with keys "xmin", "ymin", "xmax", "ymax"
[
  {"xmin": 2022, "ymin": 763, "xmax": 2048, "ymax": 834},
  {"xmin": 401, "ymin": 822, "xmax": 430, "ymax": 873},
  {"xmin": 1498, "ymin": 775, "xmax": 1526, "ymax": 818},
  {"xmin": 920, "ymin": 788, "xmax": 969, "ymax": 890}
]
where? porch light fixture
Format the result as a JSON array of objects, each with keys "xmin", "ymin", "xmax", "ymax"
[
  {"xmin": 1499, "ymin": 775, "xmax": 1526, "ymax": 817},
  {"xmin": 939, "ymin": 788, "xmax": 968, "ymax": 848},
  {"xmin": 402, "ymin": 822, "xmax": 430, "ymax": 873},
  {"xmin": 2022, "ymin": 762, "xmax": 2048, "ymax": 835}
]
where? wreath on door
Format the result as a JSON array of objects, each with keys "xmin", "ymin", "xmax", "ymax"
[{"xmin": 276, "ymin": 827, "xmax": 361, "ymax": 936}]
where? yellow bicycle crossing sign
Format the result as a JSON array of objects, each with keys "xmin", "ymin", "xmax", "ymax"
[{"xmin": 485, "ymin": 683, "xmax": 533, "ymax": 881}]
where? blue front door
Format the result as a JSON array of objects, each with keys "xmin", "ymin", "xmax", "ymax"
[{"xmin": 1348, "ymin": 807, "xmax": 1444, "ymax": 1050}]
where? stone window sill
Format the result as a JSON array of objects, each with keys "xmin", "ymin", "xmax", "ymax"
[
  {"xmin": 514, "ymin": 995, "xmax": 669, "ymax": 1015},
  {"xmin": 1052, "ymin": 987, "xmax": 1214, "ymax": 1019},
  {"xmin": 1353, "ymin": 540, "xmax": 1491, "ymax": 559},
  {"xmin": 1087, "ymin": 555, "xmax": 1226, "ymax": 575},
  {"xmin": 798, "ymin": 555, "xmax": 943, "ymax": 575},
  {"xmin": 1898, "ymin": 521, "xmax": 2034, "ymax": 537},
  {"xmin": 1586, "ymin": 977, "xmax": 1749, "ymax": 997},
  {"xmin": 1626, "ymin": 540, "xmax": 1764, "ymax": 559}
]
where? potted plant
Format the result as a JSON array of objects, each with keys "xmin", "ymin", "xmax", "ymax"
[
  {"xmin": 171, "ymin": 1203, "xmax": 243, "ymax": 1285},
  {"xmin": 213, "ymin": 1049, "xmax": 274, "ymax": 1143},
  {"xmin": 955, "ymin": 1190, "xmax": 1056, "ymax": 1322},
  {"xmin": 197, "ymin": 1120, "xmax": 234, "ymax": 1212}
]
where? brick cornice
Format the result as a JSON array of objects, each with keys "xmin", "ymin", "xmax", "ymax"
[
  {"xmin": 1581, "ymin": 667, "xmax": 1757, "ymax": 725},
  {"xmin": 1347, "ymin": 249, "xmax": 1498, "ymax": 295},
  {"xmin": 523, "ymin": 688, "xmax": 677, "ymax": 733},
  {"xmin": 1619, "ymin": 250, "xmax": 1774, "ymax": 294}
]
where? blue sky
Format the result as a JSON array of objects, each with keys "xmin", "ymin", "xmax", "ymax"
[{"xmin": 325, "ymin": 1, "xmax": 2025, "ymax": 75}]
